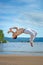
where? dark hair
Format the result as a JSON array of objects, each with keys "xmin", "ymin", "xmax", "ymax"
[{"xmin": 13, "ymin": 36, "xmax": 17, "ymax": 39}]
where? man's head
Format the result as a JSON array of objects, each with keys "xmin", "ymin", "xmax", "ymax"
[
  {"xmin": 8, "ymin": 28, "xmax": 17, "ymax": 39},
  {"xmin": 13, "ymin": 36, "xmax": 17, "ymax": 39}
]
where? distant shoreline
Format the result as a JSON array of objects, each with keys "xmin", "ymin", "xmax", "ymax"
[{"xmin": 4, "ymin": 37, "xmax": 43, "ymax": 42}]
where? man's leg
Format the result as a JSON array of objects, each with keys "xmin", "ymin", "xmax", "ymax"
[
  {"xmin": 24, "ymin": 29, "xmax": 37, "ymax": 47},
  {"xmin": 30, "ymin": 30, "xmax": 37, "ymax": 47},
  {"xmin": 30, "ymin": 34, "xmax": 35, "ymax": 47},
  {"xmin": 32, "ymin": 30, "xmax": 37, "ymax": 37}
]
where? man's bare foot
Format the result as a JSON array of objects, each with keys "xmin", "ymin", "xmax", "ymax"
[{"xmin": 30, "ymin": 42, "xmax": 33, "ymax": 47}]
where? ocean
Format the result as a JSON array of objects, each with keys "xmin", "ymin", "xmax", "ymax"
[{"xmin": 0, "ymin": 37, "xmax": 43, "ymax": 56}]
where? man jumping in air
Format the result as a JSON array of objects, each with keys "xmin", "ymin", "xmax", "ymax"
[{"xmin": 8, "ymin": 27, "xmax": 37, "ymax": 47}]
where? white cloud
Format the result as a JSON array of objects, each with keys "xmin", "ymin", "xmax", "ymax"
[
  {"xmin": 0, "ymin": 10, "xmax": 43, "ymax": 27},
  {"xmin": 0, "ymin": 0, "xmax": 43, "ymax": 27}
]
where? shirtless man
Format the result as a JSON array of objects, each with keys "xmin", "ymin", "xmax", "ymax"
[{"xmin": 8, "ymin": 27, "xmax": 37, "ymax": 47}]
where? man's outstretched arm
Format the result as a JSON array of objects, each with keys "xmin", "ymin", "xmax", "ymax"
[
  {"xmin": 10, "ymin": 27, "xmax": 18, "ymax": 31},
  {"xmin": 7, "ymin": 28, "xmax": 14, "ymax": 33}
]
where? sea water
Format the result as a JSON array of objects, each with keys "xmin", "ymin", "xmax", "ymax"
[{"xmin": 0, "ymin": 42, "xmax": 43, "ymax": 56}]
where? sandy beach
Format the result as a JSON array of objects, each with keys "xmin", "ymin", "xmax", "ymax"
[{"xmin": 0, "ymin": 55, "xmax": 43, "ymax": 65}]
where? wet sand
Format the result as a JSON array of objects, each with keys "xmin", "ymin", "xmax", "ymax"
[{"xmin": 0, "ymin": 55, "xmax": 43, "ymax": 65}]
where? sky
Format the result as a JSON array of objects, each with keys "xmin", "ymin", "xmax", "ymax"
[{"xmin": 0, "ymin": 0, "xmax": 43, "ymax": 37}]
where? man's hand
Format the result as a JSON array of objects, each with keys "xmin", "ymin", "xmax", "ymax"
[
  {"xmin": 7, "ymin": 31, "xmax": 10, "ymax": 34},
  {"xmin": 7, "ymin": 28, "xmax": 12, "ymax": 34}
]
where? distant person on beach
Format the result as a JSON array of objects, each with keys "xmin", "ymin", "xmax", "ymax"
[{"xmin": 8, "ymin": 27, "xmax": 37, "ymax": 47}]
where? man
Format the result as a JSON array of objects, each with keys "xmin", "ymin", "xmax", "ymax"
[{"xmin": 8, "ymin": 27, "xmax": 37, "ymax": 47}]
